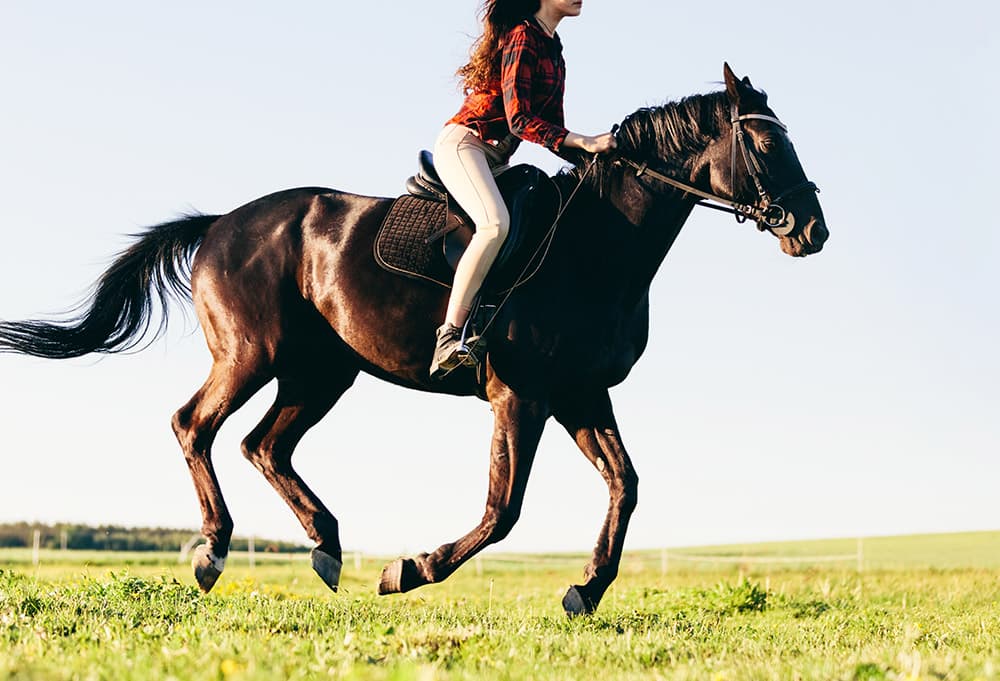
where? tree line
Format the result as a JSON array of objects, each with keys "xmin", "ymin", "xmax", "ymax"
[{"xmin": 0, "ymin": 522, "xmax": 309, "ymax": 553}]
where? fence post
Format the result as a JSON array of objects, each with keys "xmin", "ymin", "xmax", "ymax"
[
  {"xmin": 248, "ymin": 535, "xmax": 256, "ymax": 569},
  {"xmin": 178, "ymin": 534, "xmax": 201, "ymax": 563},
  {"xmin": 32, "ymin": 529, "xmax": 41, "ymax": 566},
  {"xmin": 488, "ymin": 578, "xmax": 495, "ymax": 616}
]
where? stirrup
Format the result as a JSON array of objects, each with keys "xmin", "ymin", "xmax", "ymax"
[
  {"xmin": 429, "ymin": 324, "xmax": 471, "ymax": 379},
  {"xmin": 461, "ymin": 299, "xmax": 495, "ymax": 366}
]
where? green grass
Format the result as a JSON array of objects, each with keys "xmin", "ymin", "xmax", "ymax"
[{"xmin": 1, "ymin": 532, "xmax": 998, "ymax": 680}]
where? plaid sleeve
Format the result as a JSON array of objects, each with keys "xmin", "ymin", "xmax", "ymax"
[{"xmin": 501, "ymin": 26, "xmax": 568, "ymax": 151}]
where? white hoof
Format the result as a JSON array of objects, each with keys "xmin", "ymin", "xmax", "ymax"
[{"xmin": 192, "ymin": 544, "xmax": 225, "ymax": 593}]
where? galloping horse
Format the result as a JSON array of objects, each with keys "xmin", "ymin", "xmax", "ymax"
[{"xmin": 0, "ymin": 65, "xmax": 827, "ymax": 615}]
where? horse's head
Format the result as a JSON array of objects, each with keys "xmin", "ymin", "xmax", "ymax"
[
  {"xmin": 568, "ymin": 66, "xmax": 828, "ymax": 259},
  {"xmin": 706, "ymin": 63, "xmax": 828, "ymax": 257}
]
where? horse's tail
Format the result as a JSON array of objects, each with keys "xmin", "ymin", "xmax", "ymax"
[{"xmin": 0, "ymin": 213, "xmax": 220, "ymax": 359}]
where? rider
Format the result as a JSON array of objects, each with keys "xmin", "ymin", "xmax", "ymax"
[{"xmin": 429, "ymin": 0, "xmax": 617, "ymax": 378}]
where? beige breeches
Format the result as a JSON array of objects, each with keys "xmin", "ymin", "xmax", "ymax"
[{"xmin": 433, "ymin": 123, "xmax": 511, "ymax": 327}]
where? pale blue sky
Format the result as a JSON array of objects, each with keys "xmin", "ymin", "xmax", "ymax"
[{"xmin": 0, "ymin": 2, "xmax": 997, "ymax": 554}]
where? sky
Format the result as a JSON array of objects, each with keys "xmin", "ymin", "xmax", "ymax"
[{"xmin": 0, "ymin": 2, "xmax": 997, "ymax": 556}]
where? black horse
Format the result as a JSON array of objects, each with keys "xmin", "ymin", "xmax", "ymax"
[{"xmin": 0, "ymin": 65, "xmax": 826, "ymax": 615}]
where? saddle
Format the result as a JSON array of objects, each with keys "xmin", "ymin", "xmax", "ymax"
[{"xmin": 375, "ymin": 151, "xmax": 558, "ymax": 293}]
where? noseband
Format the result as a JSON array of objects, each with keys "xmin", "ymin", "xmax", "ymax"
[{"xmin": 615, "ymin": 105, "xmax": 819, "ymax": 237}]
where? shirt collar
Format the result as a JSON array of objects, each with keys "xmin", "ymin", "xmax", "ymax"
[{"xmin": 525, "ymin": 17, "xmax": 563, "ymax": 51}]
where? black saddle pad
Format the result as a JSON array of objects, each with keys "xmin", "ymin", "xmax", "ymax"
[
  {"xmin": 374, "ymin": 195, "xmax": 455, "ymax": 288},
  {"xmin": 375, "ymin": 167, "xmax": 559, "ymax": 292}
]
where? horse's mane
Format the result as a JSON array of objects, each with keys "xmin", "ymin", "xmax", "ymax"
[{"xmin": 560, "ymin": 90, "xmax": 732, "ymax": 196}]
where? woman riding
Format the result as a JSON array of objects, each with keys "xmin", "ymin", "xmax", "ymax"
[{"xmin": 429, "ymin": 0, "xmax": 617, "ymax": 378}]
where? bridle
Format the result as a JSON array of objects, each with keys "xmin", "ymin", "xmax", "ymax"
[{"xmin": 615, "ymin": 104, "xmax": 819, "ymax": 237}]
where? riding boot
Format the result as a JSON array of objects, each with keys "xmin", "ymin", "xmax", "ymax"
[{"xmin": 429, "ymin": 323, "xmax": 469, "ymax": 379}]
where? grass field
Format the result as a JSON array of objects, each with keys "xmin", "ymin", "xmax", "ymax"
[{"xmin": 1, "ymin": 532, "xmax": 998, "ymax": 680}]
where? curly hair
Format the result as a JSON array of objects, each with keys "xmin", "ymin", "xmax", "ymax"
[{"xmin": 457, "ymin": 0, "xmax": 541, "ymax": 93}]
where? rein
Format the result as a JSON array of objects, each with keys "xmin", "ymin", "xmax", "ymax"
[
  {"xmin": 615, "ymin": 105, "xmax": 819, "ymax": 237},
  {"xmin": 445, "ymin": 104, "xmax": 820, "ymax": 380}
]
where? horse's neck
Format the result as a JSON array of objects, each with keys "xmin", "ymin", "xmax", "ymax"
[
  {"xmin": 554, "ymin": 115, "xmax": 715, "ymax": 304},
  {"xmin": 596, "ymin": 178, "xmax": 698, "ymax": 306}
]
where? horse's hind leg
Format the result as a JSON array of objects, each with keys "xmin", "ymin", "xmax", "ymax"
[
  {"xmin": 552, "ymin": 389, "xmax": 638, "ymax": 616},
  {"xmin": 172, "ymin": 359, "xmax": 270, "ymax": 593},
  {"xmin": 241, "ymin": 362, "xmax": 359, "ymax": 592},
  {"xmin": 378, "ymin": 375, "xmax": 548, "ymax": 594}
]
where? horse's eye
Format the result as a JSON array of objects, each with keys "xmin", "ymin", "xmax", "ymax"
[{"xmin": 759, "ymin": 137, "xmax": 777, "ymax": 153}]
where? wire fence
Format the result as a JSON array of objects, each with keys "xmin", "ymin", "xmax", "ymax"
[
  {"xmin": 24, "ymin": 530, "xmax": 866, "ymax": 575},
  {"xmin": 470, "ymin": 539, "xmax": 866, "ymax": 574}
]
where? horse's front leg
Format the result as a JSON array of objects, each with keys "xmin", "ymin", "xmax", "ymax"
[
  {"xmin": 552, "ymin": 389, "xmax": 638, "ymax": 616},
  {"xmin": 379, "ymin": 374, "xmax": 548, "ymax": 594}
]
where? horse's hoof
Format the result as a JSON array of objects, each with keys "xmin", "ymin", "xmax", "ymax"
[
  {"xmin": 311, "ymin": 547, "xmax": 342, "ymax": 593},
  {"xmin": 191, "ymin": 544, "xmax": 225, "ymax": 593},
  {"xmin": 562, "ymin": 585, "xmax": 597, "ymax": 617},
  {"xmin": 377, "ymin": 558, "xmax": 422, "ymax": 595}
]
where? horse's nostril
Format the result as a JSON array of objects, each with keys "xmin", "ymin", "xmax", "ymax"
[{"xmin": 805, "ymin": 219, "xmax": 828, "ymax": 247}]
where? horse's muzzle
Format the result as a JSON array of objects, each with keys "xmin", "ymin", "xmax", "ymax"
[
  {"xmin": 780, "ymin": 217, "xmax": 827, "ymax": 257},
  {"xmin": 803, "ymin": 217, "xmax": 828, "ymax": 252}
]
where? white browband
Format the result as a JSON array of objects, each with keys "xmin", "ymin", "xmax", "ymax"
[{"xmin": 733, "ymin": 113, "xmax": 788, "ymax": 132}]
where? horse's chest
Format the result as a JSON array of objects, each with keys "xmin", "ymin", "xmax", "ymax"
[
  {"xmin": 505, "ymin": 314, "xmax": 644, "ymax": 387},
  {"xmin": 574, "ymin": 331, "xmax": 642, "ymax": 386}
]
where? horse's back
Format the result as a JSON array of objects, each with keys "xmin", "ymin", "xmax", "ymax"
[{"xmin": 194, "ymin": 186, "xmax": 389, "ymax": 276}]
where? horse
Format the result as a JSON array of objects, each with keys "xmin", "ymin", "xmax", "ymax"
[{"xmin": 0, "ymin": 64, "xmax": 827, "ymax": 615}]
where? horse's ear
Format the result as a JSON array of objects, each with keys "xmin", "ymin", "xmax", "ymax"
[
  {"xmin": 741, "ymin": 75, "xmax": 753, "ymax": 89},
  {"xmin": 723, "ymin": 62, "xmax": 742, "ymax": 103}
]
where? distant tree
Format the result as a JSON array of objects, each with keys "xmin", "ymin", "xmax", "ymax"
[{"xmin": 0, "ymin": 522, "xmax": 308, "ymax": 553}]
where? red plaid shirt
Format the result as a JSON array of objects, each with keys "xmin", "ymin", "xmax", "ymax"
[{"xmin": 448, "ymin": 19, "xmax": 568, "ymax": 159}]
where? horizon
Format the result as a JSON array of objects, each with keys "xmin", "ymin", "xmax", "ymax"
[{"xmin": 6, "ymin": 520, "xmax": 997, "ymax": 554}]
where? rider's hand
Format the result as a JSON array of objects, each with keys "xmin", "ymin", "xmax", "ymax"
[
  {"xmin": 564, "ymin": 131, "xmax": 618, "ymax": 155},
  {"xmin": 586, "ymin": 132, "xmax": 618, "ymax": 154}
]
